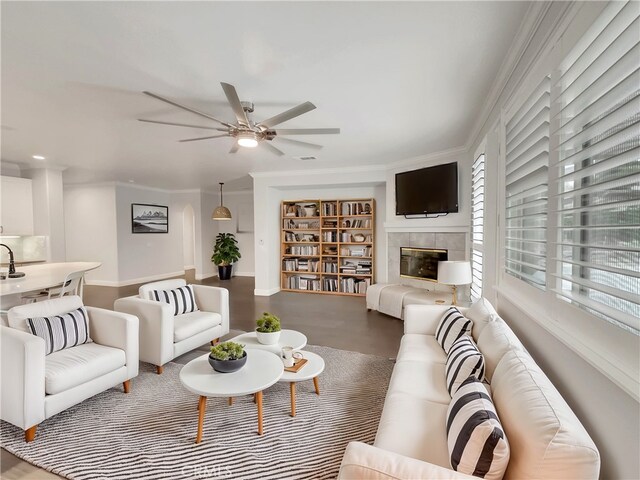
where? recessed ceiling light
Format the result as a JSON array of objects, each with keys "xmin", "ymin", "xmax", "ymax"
[
  {"xmin": 32, "ymin": 155, "xmax": 45, "ymax": 160},
  {"xmin": 128, "ymin": 179, "xmax": 135, "ymax": 183}
]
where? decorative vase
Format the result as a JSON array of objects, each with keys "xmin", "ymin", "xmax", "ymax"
[
  {"xmin": 218, "ymin": 265, "xmax": 233, "ymax": 280},
  {"xmin": 208, "ymin": 351, "xmax": 247, "ymax": 373},
  {"xmin": 256, "ymin": 330, "xmax": 281, "ymax": 345},
  {"xmin": 303, "ymin": 205, "xmax": 317, "ymax": 217},
  {"xmin": 353, "ymin": 234, "xmax": 365, "ymax": 242}
]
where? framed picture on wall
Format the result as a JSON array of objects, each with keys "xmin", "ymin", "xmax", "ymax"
[{"xmin": 131, "ymin": 204, "xmax": 169, "ymax": 234}]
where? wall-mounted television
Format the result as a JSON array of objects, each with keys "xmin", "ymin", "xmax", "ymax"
[
  {"xmin": 395, "ymin": 162, "xmax": 459, "ymax": 216},
  {"xmin": 400, "ymin": 247, "xmax": 448, "ymax": 282}
]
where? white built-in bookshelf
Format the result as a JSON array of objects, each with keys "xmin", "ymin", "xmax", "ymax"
[{"xmin": 281, "ymin": 199, "xmax": 375, "ymax": 296}]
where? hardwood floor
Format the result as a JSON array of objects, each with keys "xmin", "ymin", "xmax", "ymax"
[{"xmin": 1, "ymin": 274, "xmax": 403, "ymax": 479}]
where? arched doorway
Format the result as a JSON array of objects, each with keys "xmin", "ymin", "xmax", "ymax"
[{"xmin": 183, "ymin": 204, "xmax": 196, "ymax": 270}]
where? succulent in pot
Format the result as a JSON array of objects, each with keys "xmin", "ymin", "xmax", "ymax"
[
  {"xmin": 208, "ymin": 341, "xmax": 247, "ymax": 373},
  {"xmin": 255, "ymin": 312, "xmax": 282, "ymax": 345}
]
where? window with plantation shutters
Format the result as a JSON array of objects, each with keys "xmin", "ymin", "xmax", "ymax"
[
  {"xmin": 552, "ymin": 0, "xmax": 639, "ymax": 332},
  {"xmin": 505, "ymin": 76, "xmax": 551, "ymax": 289},
  {"xmin": 471, "ymin": 153, "xmax": 485, "ymax": 300}
]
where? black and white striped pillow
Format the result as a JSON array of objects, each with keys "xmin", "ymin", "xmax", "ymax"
[
  {"xmin": 446, "ymin": 377, "xmax": 510, "ymax": 480},
  {"xmin": 446, "ymin": 335, "xmax": 485, "ymax": 396},
  {"xmin": 151, "ymin": 285, "xmax": 199, "ymax": 316},
  {"xmin": 436, "ymin": 307, "xmax": 473, "ymax": 353},
  {"xmin": 27, "ymin": 306, "xmax": 92, "ymax": 356}
]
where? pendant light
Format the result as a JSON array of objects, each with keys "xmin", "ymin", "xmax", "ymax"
[{"xmin": 212, "ymin": 182, "xmax": 232, "ymax": 220}]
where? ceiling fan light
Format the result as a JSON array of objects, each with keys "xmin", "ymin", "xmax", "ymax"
[{"xmin": 237, "ymin": 132, "xmax": 258, "ymax": 148}]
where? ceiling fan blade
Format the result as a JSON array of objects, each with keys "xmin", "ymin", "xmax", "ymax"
[
  {"xmin": 229, "ymin": 143, "xmax": 239, "ymax": 154},
  {"xmin": 258, "ymin": 102, "xmax": 316, "ymax": 129},
  {"xmin": 179, "ymin": 134, "xmax": 230, "ymax": 143},
  {"xmin": 143, "ymin": 91, "xmax": 233, "ymax": 128},
  {"xmin": 221, "ymin": 82, "xmax": 249, "ymax": 126},
  {"xmin": 138, "ymin": 119, "xmax": 227, "ymax": 131},
  {"xmin": 273, "ymin": 128, "xmax": 340, "ymax": 135},
  {"xmin": 275, "ymin": 137, "xmax": 323, "ymax": 150},
  {"xmin": 261, "ymin": 141, "xmax": 285, "ymax": 156}
]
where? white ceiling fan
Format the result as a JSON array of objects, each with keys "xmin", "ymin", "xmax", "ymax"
[{"xmin": 138, "ymin": 82, "xmax": 340, "ymax": 156}]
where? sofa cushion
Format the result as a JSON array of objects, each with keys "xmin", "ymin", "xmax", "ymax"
[
  {"xmin": 174, "ymin": 311, "xmax": 222, "ymax": 343},
  {"xmin": 45, "ymin": 343, "xmax": 126, "ymax": 395},
  {"xmin": 375, "ymin": 392, "xmax": 451, "ymax": 469},
  {"xmin": 445, "ymin": 336, "xmax": 485, "ymax": 396},
  {"xmin": 8, "ymin": 296, "xmax": 84, "ymax": 333},
  {"xmin": 436, "ymin": 307, "xmax": 473, "ymax": 353},
  {"xmin": 151, "ymin": 285, "xmax": 199, "ymax": 316},
  {"xmin": 139, "ymin": 278, "xmax": 186, "ymax": 300},
  {"xmin": 466, "ymin": 297, "xmax": 498, "ymax": 340},
  {"xmin": 387, "ymin": 360, "xmax": 451, "ymax": 404},
  {"xmin": 397, "ymin": 334, "xmax": 447, "ymax": 364},
  {"xmin": 491, "ymin": 349, "xmax": 600, "ymax": 479},
  {"xmin": 26, "ymin": 306, "xmax": 92, "ymax": 355},
  {"xmin": 446, "ymin": 377, "xmax": 509, "ymax": 480},
  {"xmin": 477, "ymin": 320, "xmax": 522, "ymax": 381}
]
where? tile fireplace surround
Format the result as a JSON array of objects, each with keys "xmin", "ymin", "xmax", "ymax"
[{"xmin": 387, "ymin": 232, "xmax": 468, "ymax": 296}]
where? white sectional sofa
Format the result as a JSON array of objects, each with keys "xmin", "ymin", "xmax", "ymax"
[{"xmin": 338, "ymin": 301, "xmax": 600, "ymax": 479}]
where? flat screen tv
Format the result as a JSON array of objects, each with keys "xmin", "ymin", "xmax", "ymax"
[
  {"xmin": 395, "ymin": 162, "xmax": 459, "ymax": 215},
  {"xmin": 400, "ymin": 247, "xmax": 448, "ymax": 282}
]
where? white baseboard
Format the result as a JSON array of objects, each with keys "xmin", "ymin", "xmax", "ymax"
[
  {"xmin": 195, "ymin": 272, "xmax": 217, "ymax": 281},
  {"xmin": 254, "ymin": 287, "xmax": 280, "ymax": 296},
  {"xmin": 85, "ymin": 270, "xmax": 186, "ymax": 288},
  {"xmin": 233, "ymin": 272, "xmax": 255, "ymax": 277}
]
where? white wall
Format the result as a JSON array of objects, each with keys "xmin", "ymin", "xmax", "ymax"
[
  {"xmin": 115, "ymin": 184, "xmax": 183, "ymax": 284},
  {"xmin": 198, "ymin": 191, "xmax": 219, "ymax": 280},
  {"xmin": 64, "ymin": 184, "xmax": 119, "ymax": 283},
  {"xmin": 252, "ymin": 167, "xmax": 387, "ymax": 296},
  {"xmin": 216, "ymin": 191, "xmax": 255, "ymax": 276},
  {"xmin": 182, "ymin": 203, "xmax": 195, "ymax": 268}
]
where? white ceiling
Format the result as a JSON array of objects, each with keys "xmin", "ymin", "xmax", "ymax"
[{"xmin": 1, "ymin": 1, "xmax": 530, "ymax": 190}]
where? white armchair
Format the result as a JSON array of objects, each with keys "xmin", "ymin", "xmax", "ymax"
[
  {"xmin": 1, "ymin": 296, "xmax": 139, "ymax": 442},
  {"xmin": 114, "ymin": 279, "xmax": 229, "ymax": 374}
]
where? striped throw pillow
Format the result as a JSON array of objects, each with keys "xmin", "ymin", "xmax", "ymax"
[
  {"xmin": 446, "ymin": 335, "xmax": 485, "ymax": 396},
  {"xmin": 446, "ymin": 377, "xmax": 510, "ymax": 480},
  {"xmin": 27, "ymin": 306, "xmax": 92, "ymax": 355},
  {"xmin": 151, "ymin": 285, "xmax": 199, "ymax": 316},
  {"xmin": 435, "ymin": 307, "xmax": 473, "ymax": 353}
]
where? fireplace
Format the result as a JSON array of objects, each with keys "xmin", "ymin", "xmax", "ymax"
[{"xmin": 399, "ymin": 247, "xmax": 448, "ymax": 282}]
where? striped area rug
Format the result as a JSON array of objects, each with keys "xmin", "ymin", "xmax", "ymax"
[{"xmin": 0, "ymin": 345, "xmax": 393, "ymax": 480}]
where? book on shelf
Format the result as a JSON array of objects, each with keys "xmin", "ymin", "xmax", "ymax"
[
  {"xmin": 340, "ymin": 246, "xmax": 372, "ymax": 257},
  {"xmin": 285, "ymin": 231, "xmax": 319, "ymax": 242},
  {"xmin": 322, "ymin": 277, "xmax": 338, "ymax": 292},
  {"xmin": 322, "ymin": 202, "xmax": 338, "ymax": 216},
  {"xmin": 323, "ymin": 219, "xmax": 338, "ymax": 228},
  {"xmin": 339, "ymin": 276, "xmax": 371, "ymax": 294},
  {"xmin": 322, "ymin": 231, "xmax": 337, "ymax": 242},
  {"xmin": 340, "ymin": 201, "xmax": 373, "ymax": 216},
  {"xmin": 283, "ymin": 219, "xmax": 320, "ymax": 229},
  {"xmin": 323, "ymin": 261, "xmax": 338, "ymax": 273},
  {"xmin": 287, "ymin": 275, "xmax": 321, "ymax": 291},
  {"xmin": 343, "ymin": 219, "xmax": 372, "ymax": 228},
  {"xmin": 287, "ymin": 245, "xmax": 319, "ymax": 255}
]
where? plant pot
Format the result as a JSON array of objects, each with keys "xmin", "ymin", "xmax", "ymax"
[
  {"xmin": 208, "ymin": 351, "xmax": 247, "ymax": 373},
  {"xmin": 256, "ymin": 330, "xmax": 281, "ymax": 345},
  {"xmin": 218, "ymin": 265, "xmax": 233, "ymax": 280}
]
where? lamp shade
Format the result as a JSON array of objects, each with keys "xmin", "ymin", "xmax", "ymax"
[
  {"xmin": 437, "ymin": 261, "xmax": 472, "ymax": 285},
  {"xmin": 212, "ymin": 182, "xmax": 232, "ymax": 220},
  {"xmin": 212, "ymin": 205, "xmax": 232, "ymax": 220}
]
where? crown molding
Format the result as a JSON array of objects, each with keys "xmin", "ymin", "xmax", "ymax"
[
  {"xmin": 388, "ymin": 145, "xmax": 468, "ymax": 170},
  {"xmin": 249, "ymin": 164, "xmax": 387, "ymax": 179},
  {"xmin": 465, "ymin": 1, "xmax": 555, "ymax": 152}
]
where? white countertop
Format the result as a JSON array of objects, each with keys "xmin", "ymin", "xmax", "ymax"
[{"xmin": 0, "ymin": 262, "xmax": 101, "ymax": 296}]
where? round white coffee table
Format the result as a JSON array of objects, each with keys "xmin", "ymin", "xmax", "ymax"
[
  {"xmin": 279, "ymin": 351, "xmax": 325, "ymax": 417},
  {"xmin": 231, "ymin": 329, "xmax": 307, "ymax": 354},
  {"xmin": 179, "ymin": 349, "xmax": 283, "ymax": 443}
]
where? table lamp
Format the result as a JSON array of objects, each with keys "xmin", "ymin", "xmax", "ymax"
[{"xmin": 437, "ymin": 261, "xmax": 471, "ymax": 306}]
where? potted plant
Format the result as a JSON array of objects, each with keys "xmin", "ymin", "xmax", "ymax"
[
  {"xmin": 208, "ymin": 341, "xmax": 247, "ymax": 373},
  {"xmin": 256, "ymin": 312, "xmax": 282, "ymax": 345},
  {"xmin": 211, "ymin": 233, "xmax": 241, "ymax": 280}
]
